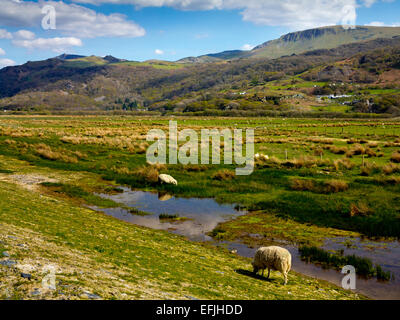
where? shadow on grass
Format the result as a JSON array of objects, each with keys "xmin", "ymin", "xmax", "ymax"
[{"xmin": 235, "ymin": 269, "xmax": 272, "ymax": 282}]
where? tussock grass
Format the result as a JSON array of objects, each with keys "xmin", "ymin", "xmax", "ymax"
[
  {"xmin": 350, "ymin": 202, "xmax": 373, "ymax": 217},
  {"xmin": 290, "ymin": 178, "xmax": 348, "ymax": 194},
  {"xmin": 290, "ymin": 178, "xmax": 315, "ymax": 192},
  {"xmin": 328, "ymin": 145, "xmax": 347, "ymax": 155},
  {"xmin": 212, "ymin": 169, "xmax": 236, "ymax": 181},
  {"xmin": 34, "ymin": 143, "xmax": 78, "ymax": 163},
  {"xmin": 324, "ymin": 180, "xmax": 349, "ymax": 193},
  {"xmin": 333, "ymin": 158, "xmax": 354, "ymax": 171},
  {"xmin": 134, "ymin": 166, "xmax": 160, "ymax": 183},
  {"xmin": 346, "ymin": 144, "xmax": 366, "ymax": 157},
  {"xmin": 382, "ymin": 163, "xmax": 400, "ymax": 175},
  {"xmin": 390, "ymin": 151, "xmax": 400, "ymax": 163}
]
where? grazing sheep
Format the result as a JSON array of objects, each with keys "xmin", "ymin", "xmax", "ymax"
[
  {"xmin": 158, "ymin": 174, "xmax": 178, "ymax": 186},
  {"xmin": 252, "ymin": 246, "xmax": 292, "ymax": 285},
  {"xmin": 255, "ymin": 153, "xmax": 269, "ymax": 161}
]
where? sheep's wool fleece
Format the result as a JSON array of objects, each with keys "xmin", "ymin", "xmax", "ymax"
[
  {"xmin": 158, "ymin": 174, "xmax": 178, "ymax": 185},
  {"xmin": 253, "ymin": 246, "xmax": 292, "ymax": 273}
]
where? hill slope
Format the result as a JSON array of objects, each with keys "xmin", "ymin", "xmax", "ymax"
[
  {"xmin": 0, "ymin": 155, "xmax": 363, "ymax": 300},
  {"xmin": 180, "ymin": 26, "xmax": 400, "ymax": 62},
  {"xmin": 1, "ymin": 29, "xmax": 400, "ymax": 115},
  {"xmin": 251, "ymin": 26, "xmax": 400, "ymax": 59}
]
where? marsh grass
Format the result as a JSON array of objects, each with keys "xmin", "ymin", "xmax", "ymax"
[
  {"xmin": 0, "ymin": 116, "xmax": 399, "ymax": 238},
  {"xmin": 159, "ymin": 213, "xmax": 180, "ymax": 220},
  {"xmin": 299, "ymin": 246, "xmax": 391, "ymax": 281},
  {"xmin": 129, "ymin": 208, "xmax": 152, "ymax": 216},
  {"xmin": 40, "ymin": 182, "xmax": 119, "ymax": 208},
  {"xmin": 290, "ymin": 178, "xmax": 348, "ymax": 194}
]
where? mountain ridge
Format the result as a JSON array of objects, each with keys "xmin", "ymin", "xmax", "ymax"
[
  {"xmin": 1, "ymin": 26, "xmax": 400, "ymax": 116},
  {"xmin": 178, "ymin": 25, "xmax": 400, "ymax": 63}
]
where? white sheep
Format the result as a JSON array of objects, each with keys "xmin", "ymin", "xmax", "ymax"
[
  {"xmin": 255, "ymin": 153, "xmax": 269, "ymax": 161},
  {"xmin": 252, "ymin": 246, "xmax": 292, "ymax": 285},
  {"xmin": 158, "ymin": 174, "xmax": 178, "ymax": 186}
]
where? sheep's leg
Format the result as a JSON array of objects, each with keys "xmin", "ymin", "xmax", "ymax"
[
  {"xmin": 267, "ymin": 269, "xmax": 270, "ymax": 279},
  {"xmin": 283, "ymin": 272, "xmax": 288, "ymax": 285},
  {"xmin": 261, "ymin": 269, "xmax": 264, "ymax": 277}
]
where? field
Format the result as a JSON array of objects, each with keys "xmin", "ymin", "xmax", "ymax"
[{"xmin": 1, "ymin": 115, "xmax": 400, "ymax": 299}]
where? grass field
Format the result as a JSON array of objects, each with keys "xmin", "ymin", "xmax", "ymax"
[
  {"xmin": 0, "ymin": 160, "xmax": 361, "ymax": 300},
  {"xmin": 0, "ymin": 115, "xmax": 399, "ymax": 299}
]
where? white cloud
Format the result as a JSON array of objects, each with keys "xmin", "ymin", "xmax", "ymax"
[
  {"xmin": 0, "ymin": 48, "xmax": 5, "ymax": 55},
  {"xmin": 0, "ymin": 29, "xmax": 12, "ymax": 39},
  {"xmin": 155, "ymin": 49, "xmax": 164, "ymax": 55},
  {"xmin": 14, "ymin": 30, "xmax": 36, "ymax": 40},
  {"xmin": 0, "ymin": 0, "xmax": 146, "ymax": 38},
  {"xmin": 0, "ymin": 58, "xmax": 16, "ymax": 68},
  {"xmin": 365, "ymin": 21, "xmax": 385, "ymax": 26},
  {"xmin": 12, "ymin": 37, "xmax": 83, "ymax": 53},
  {"xmin": 241, "ymin": 44, "xmax": 254, "ymax": 51},
  {"xmin": 361, "ymin": 0, "xmax": 378, "ymax": 7},
  {"xmin": 71, "ymin": 0, "xmax": 365, "ymax": 29},
  {"xmin": 365, "ymin": 21, "xmax": 400, "ymax": 27}
]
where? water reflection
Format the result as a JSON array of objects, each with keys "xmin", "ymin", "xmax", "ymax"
[
  {"xmin": 94, "ymin": 187, "xmax": 246, "ymax": 241},
  {"xmin": 93, "ymin": 186, "xmax": 400, "ymax": 299}
]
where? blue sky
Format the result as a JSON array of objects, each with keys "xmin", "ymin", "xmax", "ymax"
[{"xmin": 0, "ymin": 0, "xmax": 399, "ymax": 67}]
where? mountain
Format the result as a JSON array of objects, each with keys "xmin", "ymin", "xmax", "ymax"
[
  {"xmin": 178, "ymin": 50, "xmax": 248, "ymax": 63},
  {"xmin": 179, "ymin": 26, "xmax": 400, "ymax": 62},
  {"xmin": 103, "ymin": 55, "xmax": 127, "ymax": 63},
  {"xmin": 250, "ymin": 25, "xmax": 400, "ymax": 59},
  {"xmin": 56, "ymin": 54, "xmax": 86, "ymax": 60},
  {"xmin": 1, "ymin": 27, "xmax": 400, "ymax": 116}
]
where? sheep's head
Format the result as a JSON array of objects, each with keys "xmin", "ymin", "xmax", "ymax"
[{"xmin": 251, "ymin": 262, "xmax": 259, "ymax": 274}]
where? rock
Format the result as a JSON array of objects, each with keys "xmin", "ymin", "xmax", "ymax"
[
  {"xmin": 82, "ymin": 291, "xmax": 101, "ymax": 299},
  {"xmin": 158, "ymin": 174, "xmax": 178, "ymax": 186},
  {"xmin": 7, "ymin": 236, "xmax": 17, "ymax": 240},
  {"xmin": 21, "ymin": 273, "xmax": 32, "ymax": 280},
  {"xmin": 2, "ymin": 252, "xmax": 10, "ymax": 257},
  {"xmin": 0, "ymin": 260, "xmax": 17, "ymax": 267},
  {"xmin": 184, "ymin": 295, "xmax": 199, "ymax": 300},
  {"xmin": 31, "ymin": 289, "xmax": 41, "ymax": 296}
]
